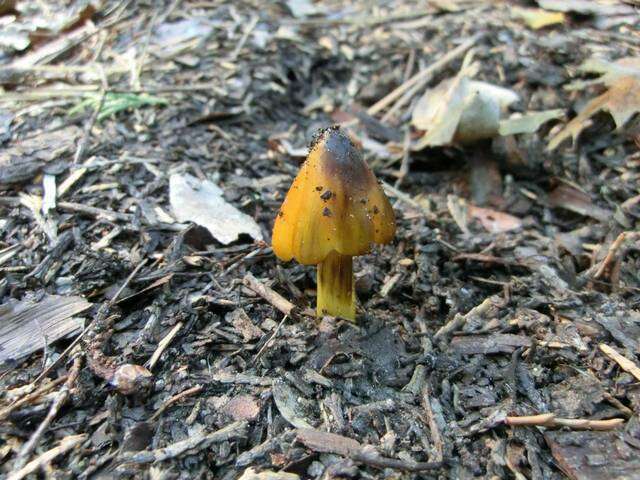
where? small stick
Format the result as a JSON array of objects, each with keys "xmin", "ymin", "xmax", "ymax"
[
  {"xmin": 253, "ymin": 314, "xmax": 289, "ymax": 365},
  {"xmin": 505, "ymin": 413, "xmax": 624, "ymax": 431},
  {"xmin": 421, "ymin": 383, "xmax": 444, "ymax": 462},
  {"xmin": 149, "ymin": 384, "xmax": 203, "ymax": 422},
  {"xmin": 367, "ymin": 35, "xmax": 479, "ymax": 116},
  {"xmin": 394, "ymin": 130, "xmax": 412, "ymax": 189},
  {"xmin": 243, "ymin": 273, "xmax": 314, "ymax": 317},
  {"xmin": 382, "ymin": 181, "xmax": 437, "ymax": 221},
  {"xmin": 118, "ymin": 421, "xmax": 248, "ymax": 464},
  {"xmin": 230, "ymin": 15, "xmax": 259, "ymax": 60},
  {"xmin": 13, "ymin": 355, "xmax": 83, "ymax": 469},
  {"xmin": 593, "ymin": 232, "xmax": 640, "ymax": 280},
  {"xmin": 0, "ymin": 376, "xmax": 67, "ymax": 421},
  {"xmin": 146, "ymin": 321, "xmax": 183, "ymax": 370},
  {"xmin": 505, "ymin": 413, "xmax": 555, "ymax": 426},
  {"xmin": 599, "ymin": 344, "xmax": 640, "ymax": 382},
  {"xmin": 57, "ymin": 201, "xmax": 133, "ymax": 222},
  {"xmin": 7, "ymin": 434, "xmax": 87, "ymax": 480},
  {"xmin": 56, "ymin": 202, "xmax": 183, "ymax": 231},
  {"xmin": 434, "ymin": 295, "xmax": 502, "ymax": 341},
  {"xmin": 73, "ymin": 83, "xmax": 106, "ymax": 165},
  {"xmin": 553, "ymin": 418, "xmax": 625, "ymax": 431}
]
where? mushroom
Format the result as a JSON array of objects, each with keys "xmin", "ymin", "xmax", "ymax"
[{"xmin": 272, "ymin": 126, "xmax": 396, "ymax": 320}]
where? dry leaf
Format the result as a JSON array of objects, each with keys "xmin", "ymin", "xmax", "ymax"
[
  {"xmin": 567, "ymin": 56, "xmax": 640, "ymax": 90},
  {"xmin": 548, "ymin": 183, "xmax": 612, "ymax": 221},
  {"xmin": 498, "ymin": 109, "xmax": 564, "ymax": 136},
  {"xmin": 412, "ymin": 75, "xmax": 470, "ymax": 147},
  {"xmin": 412, "ymin": 76, "xmax": 519, "ymax": 148},
  {"xmin": 468, "ymin": 205, "xmax": 523, "ymax": 233},
  {"xmin": 447, "ymin": 196, "xmax": 522, "ymax": 233},
  {"xmin": 169, "ymin": 173, "xmax": 264, "ymax": 245},
  {"xmin": 513, "ymin": 7, "xmax": 565, "ymax": 29},
  {"xmin": 548, "ymin": 75, "xmax": 640, "ymax": 150}
]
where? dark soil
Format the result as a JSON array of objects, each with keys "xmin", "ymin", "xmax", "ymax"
[{"xmin": 1, "ymin": 1, "xmax": 639, "ymax": 479}]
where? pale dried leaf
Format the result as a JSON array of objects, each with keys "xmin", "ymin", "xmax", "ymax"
[
  {"xmin": 169, "ymin": 173, "xmax": 263, "ymax": 245},
  {"xmin": 412, "ymin": 76, "xmax": 470, "ymax": 147},
  {"xmin": 498, "ymin": 109, "xmax": 564, "ymax": 136},
  {"xmin": 447, "ymin": 195, "xmax": 470, "ymax": 234},
  {"xmin": 512, "ymin": 7, "xmax": 565, "ymax": 29},
  {"xmin": 567, "ymin": 57, "xmax": 640, "ymax": 90},
  {"xmin": 548, "ymin": 76, "xmax": 640, "ymax": 150},
  {"xmin": 468, "ymin": 205, "xmax": 523, "ymax": 233},
  {"xmin": 412, "ymin": 76, "xmax": 519, "ymax": 147}
]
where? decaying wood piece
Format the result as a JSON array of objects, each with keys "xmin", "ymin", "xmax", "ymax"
[
  {"xmin": 546, "ymin": 431, "xmax": 640, "ymax": 480},
  {"xmin": 7, "ymin": 434, "xmax": 87, "ymax": 480},
  {"xmin": 243, "ymin": 273, "xmax": 314, "ymax": 317},
  {"xmin": 118, "ymin": 421, "xmax": 248, "ymax": 464},
  {"xmin": 0, "ymin": 294, "xmax": 90, "ymax": 365},
  {"xmin": 434, "ymin": 295, "xmax": 503, "ymax": 342},
  {"xmin": 296, "ymin": 428, "xmax": 443, "ymax": 471}
]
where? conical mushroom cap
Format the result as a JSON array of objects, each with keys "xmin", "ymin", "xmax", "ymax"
[{"xmin": 272, "ymin": 126, "xmax": 396, "ymax": 265}]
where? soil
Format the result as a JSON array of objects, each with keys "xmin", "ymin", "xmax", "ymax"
[{"xmin": 1, "ymin": 1, "xmax": 639, "ymax": 479}]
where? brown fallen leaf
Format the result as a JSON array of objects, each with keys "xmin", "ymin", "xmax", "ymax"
[
  {"xmin": 548, "ymin": 75, "xmax": 640, "ymax": 150},
  {"xmin": 468, "ymin": 204, "xmax": 523, "ymax": 233},
  {"xmin": 548, "ymin": 183, "xmax": 612, "ymax": 221},
  {"xmin": 222, "ymin": 395, "xmax": 261, "ymax": 421}
]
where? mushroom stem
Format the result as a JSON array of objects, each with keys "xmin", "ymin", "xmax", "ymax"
[{"xmin": 317, "ymin": 250, "xmax": 356, "ymax": 320}]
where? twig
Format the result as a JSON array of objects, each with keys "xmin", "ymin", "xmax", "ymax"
[
  {"xmin": 110, "ymin": 258, "xmax": 148, "ymax": 307},
  {"xmin": 149, "ymin": 384, "xmax": 203, "ymax": 422},
  {"xmin": 421, "ymin": 383, "xmax": 444, "ymax": 463},
  {"xmin": 133, "ymin": 5, "xmax": 160, "ymax": 90},
  {"xmin": 13, "ymin": 355, "xmax": 83, "ymax": 469},
  {"xmin": 7, "ymin": 434, "xmax": 87, "ymax": 480},
  {"xmin": 73, "ymin": 90, "xmax": 106, "ymax": 164},
  {"xmin": 0, "ymin": 376, "xmax": 67, "ymax": 421},
  {"xmin": 592, "ymin": 232, "xmax": 640, "ymax": 280},
  {"xmin": 505, "ymin": 413, "xmax": 624, "ymax": 431},
  {"xmin": 296, "ymin": 428, "xmax": 442, "ymax": 472},
  {"xmin": 381, "ymin": 181, "xmax": 436, "ymax": 221},
  {"xmin": 56, "ymin": 202, "xmax": 183, "ymax": 230},
  {"xmin": 367, "ymin": 35, "xmax": 480, "ymax": 116},
  {"xmin": 146, "ymin": 321, "xmax": 183, "ymax": 370},
  {"xmin": 253, "ymin": 314, "xmax": 289, "ymax": 365},
  {"xmin": 243, "ymin": 273, "xmax": 314, "ymax": 317},
  {"xmin": 433, "ymin": 295, "xmax": 503, "ymax": 342},
  {"xmin": 33, "ymin": 330, "xmax": 88, "ymax": 384},
  {"xmin": 0, "ymin": 83, "xmax": 228, "ymax": 102},
  {"xmin": 394, "ymin": 130, "xmax": 412, "ymax": 189},
  {"xmin": 118, "ymin": 421, "xmax": 248, "ymax": 464},
  {"xmin": 505, "ymin": 413, "xmax": 554, "ymax": 426},
  {"xmin": 230, "ymin": 15, "xmax": 259, "ymax": 61},
  {"xmin": 57, "ymin": 201, "xmax": 133, "ymax": 222},
  {"xmin": 599, "ymin": 344, "xmax": 640, "ymax": 382}
]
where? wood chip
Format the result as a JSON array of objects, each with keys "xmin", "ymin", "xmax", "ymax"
[{"xmin": 0, "ymin": 294, "xmax": 90, "ymax": 365}]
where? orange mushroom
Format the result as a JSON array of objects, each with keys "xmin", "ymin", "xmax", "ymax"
[{"xmin": 272, "ymin": 126, "xmax": 396, "ymax": 320}]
